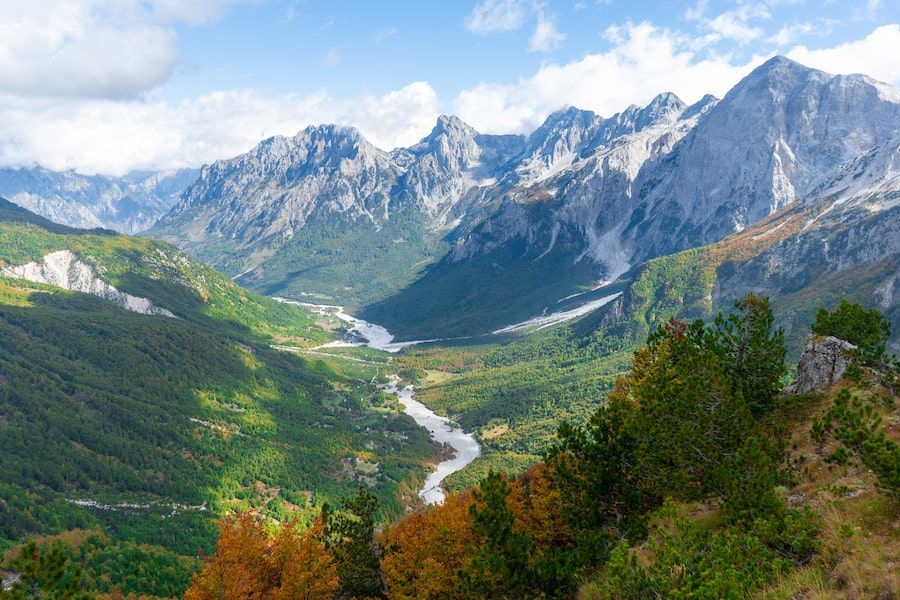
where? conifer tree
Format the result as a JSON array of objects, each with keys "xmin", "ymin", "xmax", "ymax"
[
  {"xmin": 459, "ymin": 471, "xmax": 534, "ymax": 599},
  {"xmin": 323, "ymin": 487, "xmax": 385, "ymax": 599}
]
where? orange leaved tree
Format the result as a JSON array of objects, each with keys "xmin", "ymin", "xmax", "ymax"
[
  {"xmin": 184, "ymin": 512, "xmax": 338, "ymax": 600},
  {"xmin": 379, "ymin": 491, "xmax": 477, "ymax": 599}
]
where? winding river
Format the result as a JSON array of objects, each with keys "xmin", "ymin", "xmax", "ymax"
[
  {"xmin": 273, "ymin": 297, "xmax": 481, "ymax": 504},
  {"xmin": 274, "ymin": 290, "xmax": 622, "ymax": 504}
]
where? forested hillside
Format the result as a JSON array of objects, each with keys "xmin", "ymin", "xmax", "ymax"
[
  {"xmin": 388, "ymin": 190, "xmax": 900, "ymax": 487},
  {"xmin": 97, "ymin": 295, "xmax": 898, "ymax": 600},
  {"xmin": 0, "ymin": 200, "xmax": 436, "ymax": 597}
]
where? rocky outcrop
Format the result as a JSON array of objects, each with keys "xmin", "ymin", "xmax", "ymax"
[
  {"xmin": 784, "ymin": 335, "xmax": 857, "ymax": 394},
  {"xmin": 1, "ymin": 250, "xmax": 175, "ymax": 317}
]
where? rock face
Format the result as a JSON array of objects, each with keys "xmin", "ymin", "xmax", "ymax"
[
  {"xmin": 149, "ymin": 56, "xmax": 900, "ymax": 336},
  {"xmin": 0, "ymin": 167, "xmax": 199, "ymax": 233},
  {"xmin": 784, "ymin": 336, "xmax": 857, "ymax": 394},
  {"xmin": 1, "ymin": 250, "xmax": 175, "ymax": 317}
]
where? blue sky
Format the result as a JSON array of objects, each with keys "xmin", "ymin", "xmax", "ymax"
[
  {"xmin": 0, "ymin": 0, "xmax": 897, "ymax": 174},
  {"xmin": 168, "ymin": 0, "xmax": 895, "ymax": 102}
]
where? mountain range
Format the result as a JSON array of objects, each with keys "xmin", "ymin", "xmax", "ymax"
[
  {"xmin": 4, "ymin": 56, "xmax": 898, "ymax": 346},
  {"xmin": 0, "ymin": 167, "xmax": 198, "ymax": 233},
  {"xmin": 145, "ymin": 56, "xmax": 900, "ymax": 343}
]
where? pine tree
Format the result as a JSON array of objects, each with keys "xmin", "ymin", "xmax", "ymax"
[
  {"xmin": 812, "ymin": 299, "xmax": 893, "ymax": 366},
  {"xmin": 5, "ymin": 540, "xmax": 86, "ymax": 599},
  {"xmin": 707, "ymin": 293, "xmax": 786, "ymax": 416},
  {"xmin": 459, "ymin": 471, "xmax": 534, "ymax": 599},
  {"xmin": 323, "ymin": 487, "xmax": 385, "ymax": 599}
]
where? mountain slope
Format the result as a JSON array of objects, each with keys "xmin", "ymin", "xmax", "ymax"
[
  {"xmin": 367, "ymin": 58, "xmax": 900, "ymax": 338},
  {"xmin": 151, "ymin": 56, "xmax": 900, "ymax": 340},
  {"xmin": 0, "ymin": 167, "xmax": 199, "ymax": 233},
  {"xmin": 152, "ymin": 121, "xmax": 526, "ymax": 308},
  {"xmin": 392, "ymin": 134, "xmax": 900, "ymax": 485},
  {"xmin": 0, "ymin": 200, "xmax": 435, "ymax": 596}
]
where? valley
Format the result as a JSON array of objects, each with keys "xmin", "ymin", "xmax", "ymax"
[
  {"xmin": 272, "ymin": 297, "xmax": 484, "ymax": 503},
  {"xmin": 1, "ymin": 50, "xmax": 898, "ymax": 600}
]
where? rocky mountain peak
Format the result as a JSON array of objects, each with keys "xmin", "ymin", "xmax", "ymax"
[
  {"xmin": 681, "ymin": 94, "xmax": 719, "ymax": 120},
  {"xmin": 410, "ymin": 115, "xmax": 484, "ymax": 168},
  {"xmin": 635, "ymin": 92, "xmax": 686, "ymax": 129},
  {"xmin": 432, "ymin": 114, "xmax": 477, "ymax": 137}
]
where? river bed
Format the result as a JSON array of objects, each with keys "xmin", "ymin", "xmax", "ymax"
[
  {"xmin": 385, "ymin": 377, "xmax": 481, "ymax": 504},
  {"xmin": 273, "ymin": 297, "xmax": 481, "ymax": 504},
  {"xmin": 273, "ymin": 291, "xmax": 618, "ymax": 504}
]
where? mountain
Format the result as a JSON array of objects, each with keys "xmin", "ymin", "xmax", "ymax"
[
  {"xmin": 151, "ymin": 56, "xmax": 900, "ymax": 340},
  {"xmin": 0, "ymin": 166, "xmax": 199, "ymax": 233},
  {"xmin": 365, "ymin": 57, "xmax": 900, "ymax": 337},
  {"xmin": 152, "ymin": 121, "xmax": 525, "ymax": 307},
  {"xmin": 384, "ymin": 168, "xmax": 900, "ymax": 503},
  {"xmin": 0, "ymin": 200, "xmax": 436, "ymax": 596}
]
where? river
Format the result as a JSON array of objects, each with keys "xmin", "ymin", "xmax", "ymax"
[
  {"xmin": 273, "ymin": 291, "xmax": 621, "ymax": 504},
  {"xmin": 273, "ymin": 297, "xmax": 481, "ymax": 504}
]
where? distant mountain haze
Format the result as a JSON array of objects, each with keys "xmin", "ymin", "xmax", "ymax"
[{"xmin": 0, "ymin": 167, "xmax": 199, "ymax": 233}]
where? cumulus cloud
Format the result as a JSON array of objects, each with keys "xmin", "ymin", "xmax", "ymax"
[
  {"xmin": 787, "ymin": 24, "xmax": 900, "ymax": 86},
  {"xmin": 0, "ymin": 0, "xmax": 258, "ymax": 99},
  {"xmin": 528, "ymin": 10, "xmax": 566, "ymax": 52},
  {"xmin": 0, "ymin": 82, "xmax": 440, "ymax": 176},
  {"xmin": 0, "ymin": 1, "xmax": 178, "ymax": 99},
  {"xmin": 465, "ymin": 0, "xmax": 527, "ymax": 33},
  {"xmin": 454, "ymin": 21, "xmax": 900, "ymax": 137},
  {"xmin": 456, "ymin": 21, "xmax": 763, "ymax": 134},
  {"xmin": 2, "ymin": 7, "xmax": 898, "ymax": 177},
  {"xmin": 151, "ymin": 0, "xmax": 259, "ymax": 25},
  {"xmin": 702, "ymin": 4, "xmax": 771, "ymax": 45},
  {"xmin": 768, "ymin": 22, "xmax": 820, "ymax": 46}
]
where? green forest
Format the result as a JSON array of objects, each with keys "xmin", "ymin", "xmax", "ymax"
[
  {"xmin": 0, "ymin": 203, "xmax": 439, "ymax": 597},
  {"xmin": 0, "ymin": 198, "xmax": 897, "ymax": 599}
]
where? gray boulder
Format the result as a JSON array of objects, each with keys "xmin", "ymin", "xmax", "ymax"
[{"xmin": 783, "ymin": 335, "xmax": 857, "ymax": 394}]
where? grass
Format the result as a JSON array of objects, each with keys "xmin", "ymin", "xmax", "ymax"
[{"xmin": 576, "ymin": 369, "xmax": 899, "ymax": 599}]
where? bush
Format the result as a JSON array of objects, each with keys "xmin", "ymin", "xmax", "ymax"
[
  {"xmin": 588, "ymin": 501, "xmax": 793, "ymax": 600},
  {"xmin": 812, "ymin": 300, "xmax": 892, "ymax": 366},
  {"xmin": 813, "ymin": 388, "xmax": 900, "ymax": 495}
]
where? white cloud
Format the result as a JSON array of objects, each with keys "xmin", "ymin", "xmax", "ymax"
[
  {"xmin": 787, "ymin": 24, "xmax": 900, "ymax": 86},
  {"xmin": 0, "ymin": 1, "xmax": 177, "ymax": 99},
  {"xmin": 454, "ymin": 21, "xmax": 900, "ymax": 137},
  {"xmin": 768, "ymin": 22, "xmax": 816, "ymax": 46},
  {"xmin": 684, "ymin": 0, "xmax": 708, "ymax": 21},
  {"xmin": 0, "ymin": 0, "xmax": 256, "ymax": 99},
  {"xmin": 465, "ymin": 0, "xmax": 528, "ymax": 33},
  {"xmin": 0, "ymin": 82, "xmax": 440, "ymax": 176},
  {"xmin": 456, "ymin": 21, "xmax": 762, "ymax": 134},
  {"xmin": 529, "ymin": 11, "xmax": 566, "ymax": 52},
  {"xmin": 2, "ymin": 10, "xmax": 898, "ymax": 177},
  {"xmin": 151, "ymin": 0, "xmax": 260, "ymax": 25},
  {"xmin": 703, "ymin": 4, "xmax": 771, "ymax": 45}
]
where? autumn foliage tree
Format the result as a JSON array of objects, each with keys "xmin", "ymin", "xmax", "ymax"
[
  {"xmin": 379, "ymin": 491, "xmax": 478, "ymax": 599},
  {"xmin": 184, "ymin": 512, "xmax": 338, "ymax": 600},
  {"xmin": 272, "ymin": 521, "xmax": 341, "ymax": 600}
]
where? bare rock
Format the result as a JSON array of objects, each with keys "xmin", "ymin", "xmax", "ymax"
[{"xmin": 783, "ymin": 335, "xmax": 857, "ymax": 394}]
